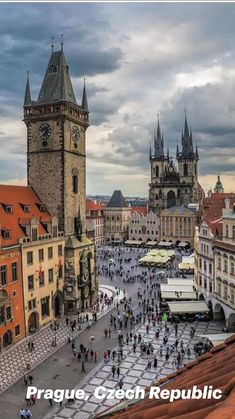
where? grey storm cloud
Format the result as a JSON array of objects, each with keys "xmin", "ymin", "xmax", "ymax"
[{"xmin": 1, "ymin": 3, "xmax": 235, "ymax": 193}]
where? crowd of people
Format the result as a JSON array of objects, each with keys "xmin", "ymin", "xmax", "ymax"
[{"xmin": 18, "ymin": 244, "xmax": 206, "ymax": 418}]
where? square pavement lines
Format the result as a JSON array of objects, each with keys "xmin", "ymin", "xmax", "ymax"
[
  {"xmin": 96, "ymin": 371, "xmax": 110, "ymax": 379},
  {"xmin": 123, "ymin": 376, "xmax": 139, "ymax": 384},
  {"xmin": 58, "ymin": 408, "xmax": 76, "ymax": 418},
  {"xmin": 81, "ymin": 402, "xmax": 98, "ymax": 413},
  {"xmin": 136, "ymin": 378, "xmax": 153, "ymax": 387},
  {"xmin": 133, "ymin": 364, "xmax": 146, "ymax": 371},
  {"xmin": 73, "ymin": 412, "xmax": 91, "ymax": 419},
  {"xmin": 128, "ymin": 370, "xmax": 143, "ymax": 377},
  {"xmin": 103, "ymin": 380, "xmax": 119, "ymax": 389},
  {"xmin": 142, "ymin": 372, "xmax": 158, "ymax": 380},
  {"xmin": 90, "ymin": 378, "xmax": 104, "ymax": 385},
  {"xmin": 120, "ymin": 362, "xmax": 134, "ymax": 369},
  {"xmin": 83, "ymin": 384, "xmax": 98, "ymax": 394}
]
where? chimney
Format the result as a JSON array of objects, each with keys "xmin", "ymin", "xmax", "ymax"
[{"xmin": 224, "ymin": 197, "xmax": 230, "ymax": 209}]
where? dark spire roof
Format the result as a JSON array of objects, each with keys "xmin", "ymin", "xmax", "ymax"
[
  {"xmin": 176, "ymin": 142, "xmax": 179, "ymax": 157},
  {"xmin": 184, "ymin": 109, "xmax": 190, "ymax": 138},
  {"xmin": 37, "ymin": 49, "xmax": 77, "ymax": 105},
  {"xmin": 82, "ymin": 78, "xmax": 89, "ymax": 111},
  {"xmin": 107, "ymin": 190, "xmax": 128, "ymax": 208},
  {"xmin": 154, "ymin": 114, "xmax": 164, "ymax": 158},
  {"xmin": 24, "ymin": 72, "xmax": 31, "ymax": 107},
  {"xmin": 181, "ymin": 110, "xmax": 194, "ymax": 156},
  {"xmin": 149, "ymin": 143, "xmax": 152, "ymax": 161}
]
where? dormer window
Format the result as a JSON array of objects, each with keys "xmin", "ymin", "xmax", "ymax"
[
  {"xmin": 48, "ymin": 64, "xmax": 57, "ymax": 74},
  {"xmin": 22, "ymin": 204, "xmax": 30, "ymax": 213},
  {"xmin": 4, "ymin": 205, "xmax": 13, "ymax": 214},
  {"xmin": 40, "ymin": 205, "xmax": 46, "ymax": 212},
  {"xmin": 1, "ymin": 230, "xmax": 10, "ymax": 240}
]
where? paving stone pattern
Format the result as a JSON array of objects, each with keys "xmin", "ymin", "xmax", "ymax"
[
  {"xmin": 46, "ymin": 319, "xmax": 222, "ymax": 419},
  {"xmin": 0, "ymin": 285, "xmax": 121, "ymax": 395}
]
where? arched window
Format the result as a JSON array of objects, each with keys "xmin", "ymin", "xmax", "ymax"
[
  {"xmin": 155, "ymin": 166, "xmax": 159, "ymax": 177},
  {"xmin": 72, "ymin": 175, "xmax": 78, "ymax": 194},
  {"xmin": 167, "ymin": 190, "xmax": 176, "ymax": 208},
  {"xmin": 195, "ymin": 165, "xmax": 197, "ymax": 175},
  {"xmin": 48, "ymin": 64, "xmax": 57, "ymax": 74},
  {"xmin": 184, "ymin": 163, "xmax": 188, "ymax": 176}
]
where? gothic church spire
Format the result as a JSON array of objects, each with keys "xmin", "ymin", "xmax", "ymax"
[
  {"xmin": 24, "ymin": 72, "xmax": 31, "ymax": 107},
  {"xmin": 82, "ymin": 78, "xmax": 89, "ymax": 111},
  {"xmin": 154, "ymin": 114, "xmax": 164, "ymax": 158}
]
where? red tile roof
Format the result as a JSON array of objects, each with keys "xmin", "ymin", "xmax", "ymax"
[
  {"xmin": 202, "ymin": 193, "xmax": 235, "ymax": 229},
  {"xmin": 97, "ymin": 334, "xmax": 235, "ymax": 419},
  {"xmin": 131, "ymin": 206, "xmax": 148, "ymax": 216},
  {"xmin": 0, "ymin": 185, "xmax": 51, "ymax": 246},
  {"xmin": 86, "ymin": 199, "xmax": 105, "ymax": 211}
]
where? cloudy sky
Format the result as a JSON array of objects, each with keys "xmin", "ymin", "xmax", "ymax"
[{"xmin": 1, "ymin": 2, "xmax": 235, "ymax": 196}]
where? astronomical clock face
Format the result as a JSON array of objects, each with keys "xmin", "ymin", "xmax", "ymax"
[
  {"xmin": 71, "ymin": 126, "xmax": 80, "ymax": 142},
  {"xmin": 39, "ymin": 123, "xmax": 51, "ymax": 140}
]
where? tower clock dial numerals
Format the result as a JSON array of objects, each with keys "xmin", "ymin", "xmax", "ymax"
[
  {"xmin": 39, "ymin": 123, "xmax": 51, "ymax": 140},
  {"xmin": 71, "ymin": 126, "xmax": 80, "ymax": 142}
]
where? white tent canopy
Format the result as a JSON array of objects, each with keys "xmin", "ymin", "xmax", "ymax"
[
  {"xmin": 125, "ymin": 240, "xmax": 143, "ymax": 245},
  {"xmin": 161, "ymin": 291, "xmax": 196, "ymax": 300},
  {"xmin": 158, "ymin": 241, "xmax": 173, "ymax": 247},
  {"xmin": 168, "ymin": 301, "xmax": 209, "ymax": 314},
  {"xmin": 196, "ymin": 333, "xmax": 235, "ymax": 346},
  {"xmin": 160, "ymin": 284, "xmax": 194, "ymax": 293},
  {"xmin": 178, "ymin": 242, "xmax": 189, "ymax": 247},
  {"xmin": 167, "ymin": 278, "xmax": 194, "ymax": 286}
]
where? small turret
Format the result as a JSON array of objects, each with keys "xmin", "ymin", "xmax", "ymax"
[
  {"xmin": 82, "ymin": 78, "xmax": 89, "ymax": 111},
  {"xmin": 214, "ymin": 174, "xmax": 224, "ymax": 193},
  {"xmin": 24, "ymin": 72, "xmax": 31, "ymax": 107}
]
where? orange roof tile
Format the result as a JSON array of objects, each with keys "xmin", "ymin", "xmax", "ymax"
[
  {"xmin": 86, "ymin": 199, "xmax": 105, "ymax": 211},
  {"xmin": 131, "ymin": 206, "xmax": 148, "ymax": 216},
  {"xmin": 202, "ymin": 193, "xmax": 235, "ymax": 230},
  {"xmin": 0, "ymin": 185, "xmax": 51, "ymax": 246},
  {"xmin": 97, "ymin": 335, "xmax": 235, "ymax": 419}
]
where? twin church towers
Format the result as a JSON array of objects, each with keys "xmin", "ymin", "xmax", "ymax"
[{"xmin": 149, "ymin": 113, "xmax": 204, "ymax": 213}]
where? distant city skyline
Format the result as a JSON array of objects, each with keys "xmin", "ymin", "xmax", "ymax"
[{"xmin": 1, "ymin": 3, "xmax": 235, "ymax": 195}]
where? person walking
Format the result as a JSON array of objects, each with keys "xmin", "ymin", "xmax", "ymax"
[
  {"xmin": 81, "ymin": 360, "xmax": 86, "ymax": 372},
  {"xmin": 112, "ymin": 365, "xmax": 116, "ymax": 378},
  {"xmin": 49, "ymin": 398, "xmax": 53, "ymax": 406},
  {"xmin": 118, "ymin": 379, "xmax": 123, "ymax": 389},
  {"xmin": 24, "ymin": 374, "xmax": 28, "ymax": 386},
  {"xmin": 29, "ymin": 375, "xmax": 33, "ymax": 385},
  {"xmin": 25, "ymin": 408, "xmax": 32, "ymax": 418},
  {"xmin": 116, "ymin": 366, "xmax": 120, "ymax": 378},
  {"xmin": 31, "ymin": 394, "xmax": 36, "ymax": 405},
  {"xmin": 19, "ymin": 408, "xmax": 26, "ymax": 419}
]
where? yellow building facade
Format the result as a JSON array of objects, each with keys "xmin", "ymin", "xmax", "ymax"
[{"xmin": 22, "ymin": 232, "xmax": 64, "ymax": 334}]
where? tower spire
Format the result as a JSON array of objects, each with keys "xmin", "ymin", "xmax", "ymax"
[
  {"xmin": 82, "ymin": 78, "xmax": 89, "ymax": 111},
  {"xmin": 149, "ymin": 143, "xmax": 152, "ymax": 161},
  {"xmin": 24, "ymin": 71, "xmax": 31, "ymax": 107},
  {"xmin": 154, "ymin": 113, "xmax": 164, "ymax": 158},
  {"xmin": 184, "ymin": 108, "xmax": 189, "ymax": 138},
  {"xmin": 51, "ymin": 36, "xmax": 54, "ymax": 53},
  {"xmin": 181, "ymin": 110, "xmax": 194, "ymax": 156},
  {"xmin": 61, "ymin": 33, "xmax": 64, "ymax": 51}
]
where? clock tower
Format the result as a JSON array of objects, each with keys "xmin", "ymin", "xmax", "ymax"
[{"xmin": 23, "ymin": 42, "xmax": 98, "ymax": 313}]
